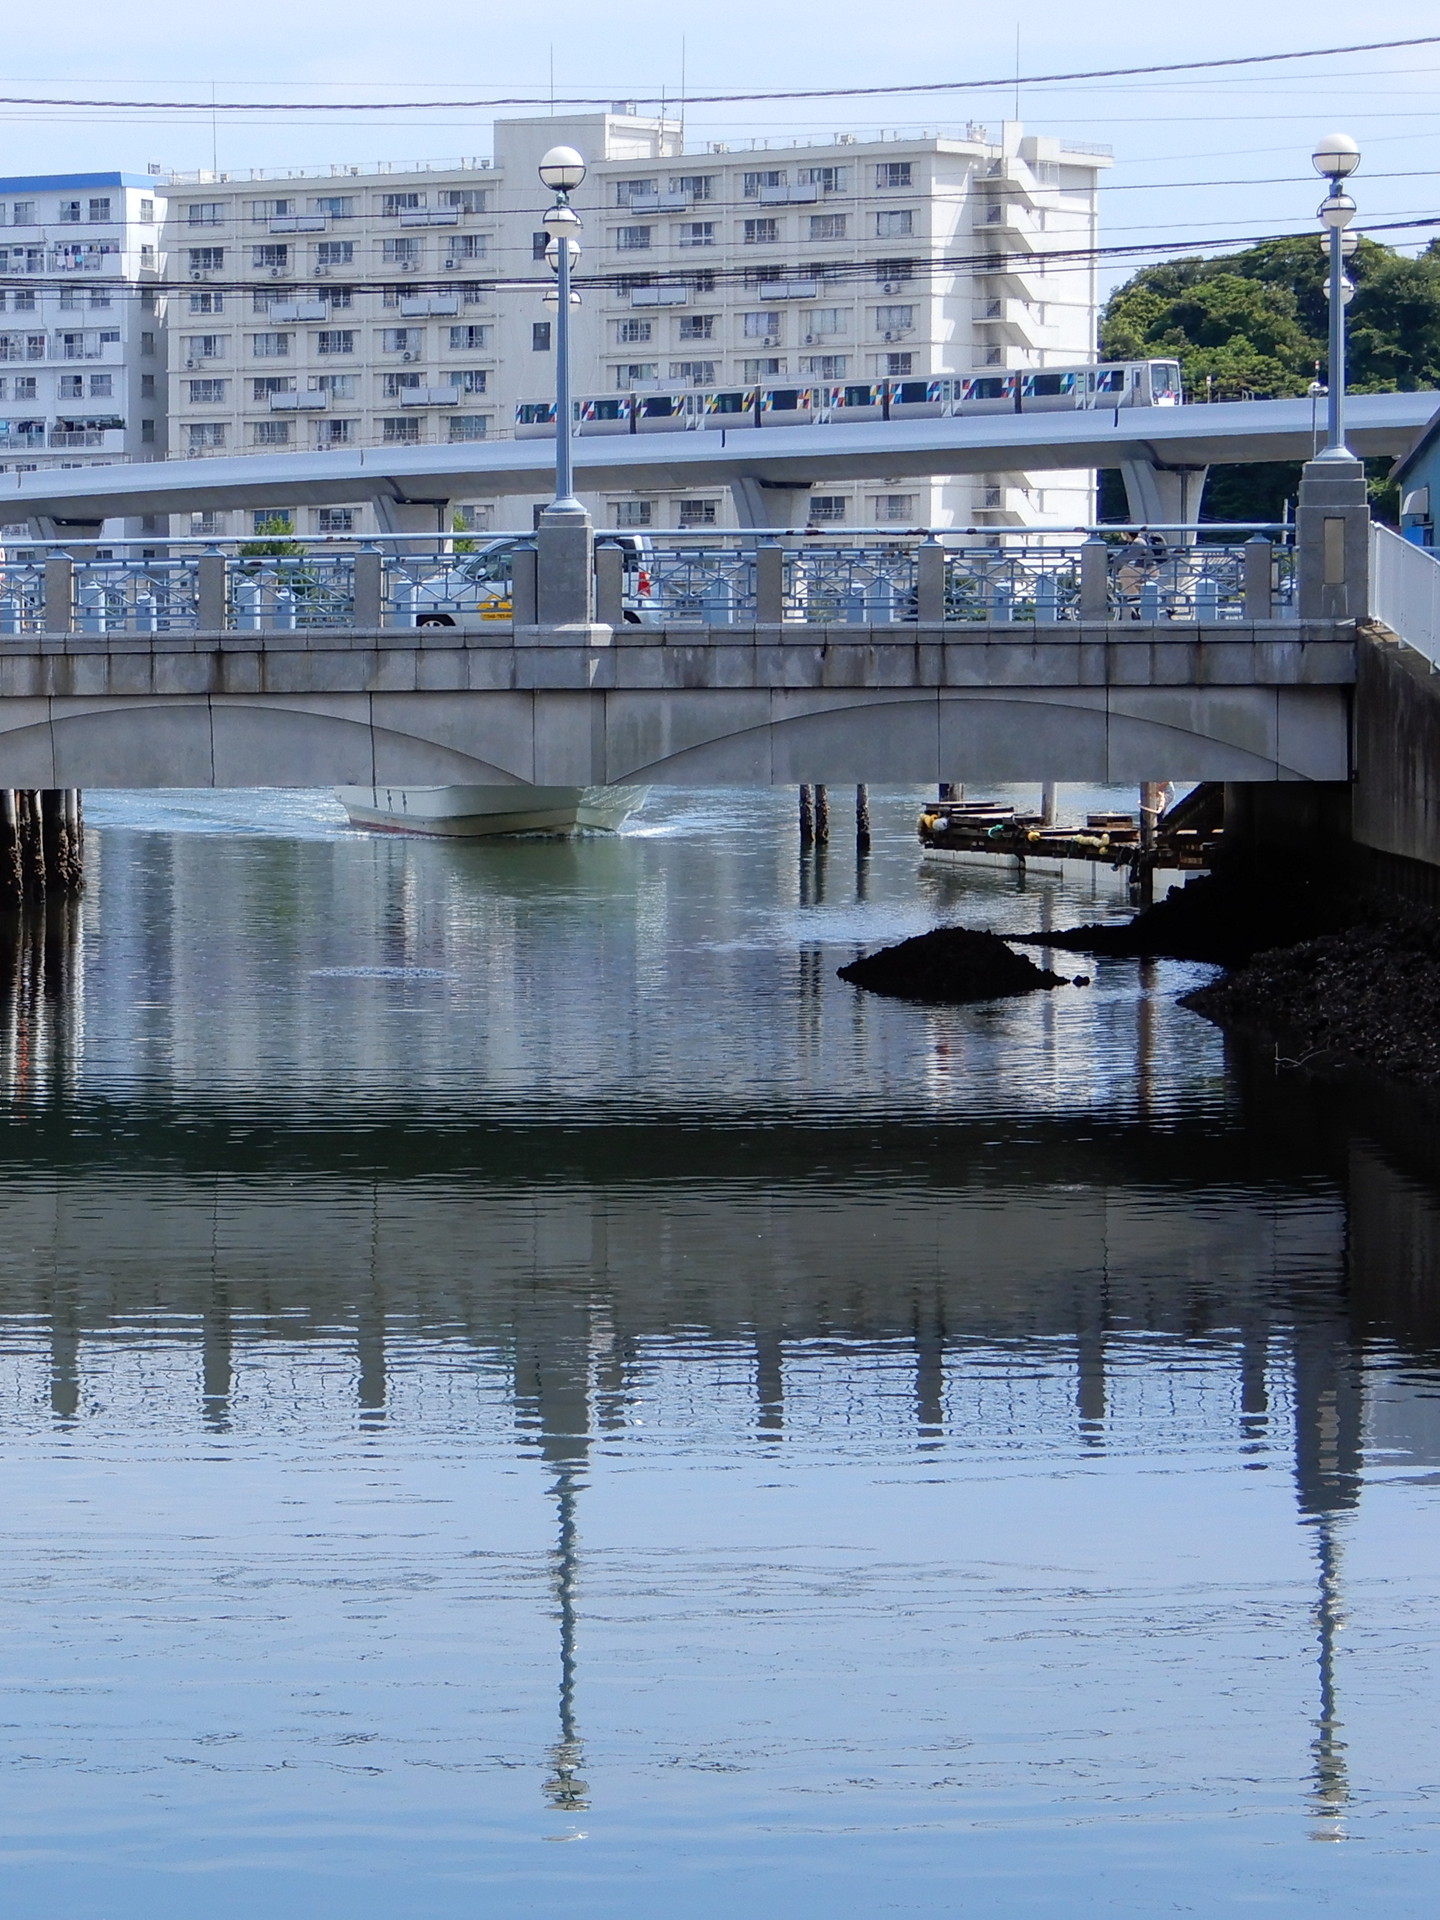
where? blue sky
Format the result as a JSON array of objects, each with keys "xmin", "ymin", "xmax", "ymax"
[{"xmin": 2, "ymin": 0, "xmax": 1436, "ymax": 292}]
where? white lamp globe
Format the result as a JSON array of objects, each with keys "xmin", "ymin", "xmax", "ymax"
[
  {"xmin": 1312, "ymin": 133, "xmax": 1360, "ymax": 179},
  {"xmin": 539, "ymin": 146, "xmax": 586, "ymax": 191},
  {"xmin": 542, "ymin": 202, "xmax": 582, "ymax": 238},
  {"xmin": 1317, "ymin": 192, "xmax": 1356, "ymax": 229}
]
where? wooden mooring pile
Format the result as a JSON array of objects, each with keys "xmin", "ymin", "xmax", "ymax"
[{"xmin": 0, "ymin": 792, "xmax": 85, "ymax": 908}]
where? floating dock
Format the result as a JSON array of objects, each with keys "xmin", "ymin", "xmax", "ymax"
[{"xmin": 918, "ymin": 784, "xmax": 1223, "ymax": 880}]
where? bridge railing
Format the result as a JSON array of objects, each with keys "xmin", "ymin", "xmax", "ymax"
[
  {"xmin": 1372, "ymin": 523, "xmax": 1440, "ymax": 667},
  {"xmin": 0, "ymin": 529, "xmax": 1295, "ymax": 634}
]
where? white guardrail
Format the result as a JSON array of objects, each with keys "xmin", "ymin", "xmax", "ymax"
[{"xmin": 1372, "ymin": 524, "xmax": 1440, "ymax": 667}]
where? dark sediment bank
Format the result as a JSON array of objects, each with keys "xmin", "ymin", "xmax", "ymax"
[{"xmin": 838, "ymin": 927, "xmax": 1083, "ymax": 1004}]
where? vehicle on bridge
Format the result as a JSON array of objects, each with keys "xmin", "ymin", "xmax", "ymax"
[{"xmin": 515, "ymin": 359, "xmax": 1183, "ymax": 439}]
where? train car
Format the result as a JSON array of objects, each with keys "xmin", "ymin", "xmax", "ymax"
[
  {"xmin": 579, "ymin": 395, "xmax": 633, "ymax": 435},
  {"xmin": 955, "ymin": 373, "xmax": 1019, "ymax": 415},
  {"xmin": 823, "ymin": 382, "xmax": 887, "ymax": 424},
  {"xmin": 516, "ymin": 399, "xmax": 558, "ymax": 439},
  {"xmin": 634, "ymin": 391, "xmax": 701, "ymax": 434},
  {"xmin": 759, "ymin": 386, "xmax": 820, "ymax": 428},
  {"xmin": 700, "ymin": 388, "xmax": 760, "ymax": 428},
  {"xmin": 886, "ymin": 378, "xmax": 954, "ymax": 421}
]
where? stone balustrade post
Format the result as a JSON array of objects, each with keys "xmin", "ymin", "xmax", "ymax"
[
  {"xmin": 916, "ymin": 539, "xmax": 946, "ymax": 625},
  {"xmin": 756, "ymin": 543, "xmax": 785, "ymax": 625},
  {"xmin": 197, "ymin": 550, "xmax": 227, "ymax": 630},
  {"xmin": 44, "ymin": 555, "xmax": 73, "ymax": 634},
  {"xmin": 594, "ymin": 543, "xmax": 625, "ymax": 630},
  {"xmin": 1243, "ymin": 534, "xmax": 1274, "ymax": 620},
  {"xmin": 1079, "ymin": 536, "xmax": 1109, "ymax": 621},
  {"xmin": 1296, "ymin": 453, "xmax": 1370, "ymax": 621},
  {"xmin": 352, "ymin": 548, "xmax": 382, "ymax": 628}
]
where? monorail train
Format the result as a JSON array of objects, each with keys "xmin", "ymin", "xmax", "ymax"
[{"xmin": 515, "ymin": 359, "xmax": 1183, "ymax": 438}]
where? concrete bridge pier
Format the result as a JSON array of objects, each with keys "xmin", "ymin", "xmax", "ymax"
[
  {"xmin": 1119, "ymin": 457, "xmax": 1209, "ymax": 533},
  {"xmin": 730, "ymin": 477, "xmax": 814, "ymax": 530}
]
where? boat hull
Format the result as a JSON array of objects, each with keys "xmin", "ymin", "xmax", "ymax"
[{"xmin": 335, "ymin": 785, "xmax": 648, "ymax": 837}]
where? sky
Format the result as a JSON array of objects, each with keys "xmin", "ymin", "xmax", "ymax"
[{"xmin": 0, "ymin": 0, "xmax": 1436, "ymax": 295}]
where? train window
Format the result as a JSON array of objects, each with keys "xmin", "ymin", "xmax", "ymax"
[
  {"xmin": 1025, "ymin": 373, "xmax": 1071, "ymax": 396},
  {"xmin": 587, "ymin": 399, "xmax": 626, "ymax": 420},
  {"xmin": 517, "ymin": 402, "xmax": 554, "ymax": 424},
  {"xmin": 1094, "ymin": 368, "xmax": 1125, "ymax": 394},
  {"xmin": 965, "ymin": 377, "xmax": 1010, "ymax": 400},
  {"xmin": 839, "ymin": 385, "xmax": 875, "ymax": 406},
  {"xmin": 707, "ymin": 390, "xmax": 751, "ymax": 414},
  {"xmin": 639, "ymin": 394, "xmax": 679, "ymax": 417},
  {"xmin": 893, "ymin": 381, "xmax": 931, "ymax": 404},
  {"xmin": 766, "ymin": 389, "xmax": 803, "ymax": 409}
]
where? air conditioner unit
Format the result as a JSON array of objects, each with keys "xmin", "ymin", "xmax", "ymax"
[
  {"xmin": 269, "ymin": 267, "xmax": 287, "ymax": 279},
  {"xmin": 401, "ymin": 350, "xmax": 415, "ymax": 362},
  {"xmin": 883, "ymin": 330, "xmax": 895, "ymax": 341},
  {"xmin": 803, "ymin": 333, "xmax": 817, "ymax": 344},
  {"xmin": 443, "ymin": 259, "xmax": 460, "ymax": 270},
  {"xmin": 314, "ymin": 264, "xmax": 330, "ymax": 276},
  {"xmin": 184, "ymin": 358, "xmax": 199, "ymax": 370},
  {"xmin": 882, "ymin": 283, "xmax": 899, "ymax": 295},
  {"xmin": 402, "ymin": 261, "xmax": 419, "ymax": 272},
  {"xmin": 190, "ymin": 270, "xmax": 204, "ymax": 282}
]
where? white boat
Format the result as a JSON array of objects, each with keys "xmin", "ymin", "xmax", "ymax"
[{"xmin": 336, "ymin": 784, "xmax": 648, "ymax": 838}]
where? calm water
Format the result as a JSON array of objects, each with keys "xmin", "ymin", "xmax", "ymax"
[{"xmin": 0, "ymin": 786, "xmax": 1438, "ymax": 1917}]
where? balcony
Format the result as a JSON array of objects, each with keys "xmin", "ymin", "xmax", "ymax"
[
  {"xmin": 267, "ymin": 300, "xmax": 328, "ymax": 322},
  {"xmin": 758, "ymin": 280, "xmax": 819, "ymax": 301},
  {"xmin": 758, "ymin": 183, "xmax": 820, "ymax": 206},
  {"xmin": 269, "ymin": 215, "xmax": 327, "ymax": 233},
  {"xmin": 630, "ymin": 285, "xmax": 688, "ymax": 307},
  {"xmin": 269, "ymin": 392, "xmax": 328, "ymax": 410},
  {"xmin": 400, "ymin": 208, "xmax": 459, "ymax": 227},
  {"xmin": 623, "ymin": 190, "xmax": 689, "ymax": 213},
  {"xmin": 398, "ymin": 295, "xmax": 461, "ymax": 317},
  {"xmin": 398, "ymin": 387, "xmax": 459, "ymax": 406},
  {"xmin": 49, "ymin": 420, "xmax": 124, "ymax": 449}
]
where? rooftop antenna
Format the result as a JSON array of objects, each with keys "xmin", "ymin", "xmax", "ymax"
[
  {"xmin": 1013, "ymin": 26, "xmax": 1022, "ymax": 122},
  {"xmin": 548, "ymin": 44, "xmax": 555, "ymax": 111},
  {"xmin": 211, "ymin": 80, "xmax": 218, "ymax": 178},
  {"xmin": 680, "ymin": 34, "xmax": 687, "ymax": 142}
]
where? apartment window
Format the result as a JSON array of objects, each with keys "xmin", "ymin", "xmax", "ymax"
[
  {"xmin": 742, "ymin": 312, "xmax": 778, "ymax": 339},
  {"xmin": 615, "ymin": 226, "xmax": 652, "ymax": 251},
  {"xmin": 187, "ymin": 423, "xmax": 227, "ymax": 450},
  {"xmin": 875, "ymin": 258, "xmax": 915, "ymax": 285},
  {"xmin": 383, "ymin": 370, "xmax": 421, "ymax": 396},
  {"xmin": 876, "ymin": 161, "xmax": 913, "ymax": 189},
  {"xmin": 532, "ymin": 322, "xmax": 551, "ymax": 351},
  {"xmin": 381, "ymin": 328, "xmax": 421, "ymax": 353},
  {"xmin": 187, "ymin": 378, "xmax": 226, "ymax": 403},
  {"xmin": 189, "ymin": 291, "xmax": 224, "ymax": 314},
  {"xmin": 612, "ymin": 499, "xmax": 653, "ymax": 527},
  {"xmin": 799, "ymin": 354, "xmax": 847, "ymax": 377},
  {"xmin": 58, "ymin": 374, "xmax": 83, "ymax": 400},
  {"xmin": 804, "ymin": 308, "xmax": 847, "ymax": 337},
  {"xmin": 669, "ymin": 360, "xmax": 715, "ymax": 386},
  {"xmin": 252, "ymin": 244, "xmax": 290, "ymax": 270},
  {"xmin": 322, "ymin": 287, "xmax": 355, "ymax": 310},
  {"xmin": 677, "ymin": 498, "xmax": 718, "ymax": 528},
  {"xmin": 382, "ymin": 192, "xmax": 423, "ymax": 215},
  {"xmin": 452, "ymin": 505, "xmax": 492, "ymax": 532},
  {"xmin": 58, "ymin": 201, "xmax": 82, "ymax": 224},
  {"xmin": 743, "ymin": 218, "xmax": 779, "ymax": 245},
  {"xmin": 316, "ymin": 240, "xmax": 353, "ymax": 267},
  {"xmin": 670, "ymin": 175, "xmax": 715, "ymax": 201},
  {"xmin": 315, "ymin": 507, "xmax": 354, "ymax": 533},
  {"xmin": 187, "ymin": 203, "xmax": 224, "ymax": 226},
  {"xmin": 875, "ymin": 304, "xmax": 914, "ymax": 332},
  {"xmin": 140, "ymin": 245, "xmax": 156, "ymax": 268},
  {"xmin": 252, "ymin": 510, "xmax": 294, "ymax": 532},
  {"xmin": 742, "ymin": 357, "xmax": 784, "ymax": 379},
  {"xmin": 310, "ymin": 373, "xmax": 356, "ymax": 398},
  {"xmin": 190, "ymin": 511, "xmax": 226, "ymax": 535},
  {"xmin": 140, "ymin": 373, "xmax": 155, "ymax": 398},
  {"xmin": 314, "ymin": 419, "xmax": 354, "ymax": 447},
  {"xmin": 88, "ymin": 198, "xmax": 112, "ymax": 222},
  {"xmin": 614, "ymin": 179, "xmax": 658, "ymax": 206},
  {"xmin": 0, "ymin": 290, "xmax": 36, "ymax": 311},
  {"xmin": 870, "ymin": 493, "xmax": 916, "ymax": 522},
  {"xmin": 615, "ymin": 318, "xmax": 652, "ymax": 344},
  {"xmin": 250, "ymin": 332, "xmax": 290, "ymax": 357},
  {"xmin": 615, "ymin": 363, "xmax": 657, "ymax": 387},
  {"xmin": 447, "ymin": 369, "xmax": 488, "ymax": 394},
  {"xmin": 252, "ymin": 420, "xmax": 291, "ymax": 445},
  {"xmin": 448, "ymin": 415, "xmax": 488, "ymax": 442},
  {"xmin": 383, "ymin": 237, "xmax": 419, "ymax": 265},
  {"xmin": 317, "ymin": 330, "xmax": 355, "ymax": 354},
  {"xmin": 440, "ymin": 188, "xmax": 487, "ymax": 213},
  {"xmin": 743, "ymin": 170, "xmax": 784, "ymax": 197},
  {"xmin": 381, "ymin": 417, "xmax": 421, "ymax": 444},
  {"xmin": 447, "ymin": 325, "xmax": 488, "ymax": 351},
  {"xmin": 11, "ymin": 203, "xmax": 34, "ymax": 225},
  {"xmin": 876, "ymin": 209, "xmax": 914, "ymax": 238},
  {"xmin": 800, "ymin": 166, "xmax": 847, "ymax": 193},
  {"xmin": 310, "ymin": 196, "xmax": 354, "ymax": 218},
  {"xmin": 137, "ymin": 419, "xmax": 154, "ymax": 445},
  {"xmin": 188, "ymin": 247, "xmax": 224, "ymax": 272},
  {"xmin": 447, "ymin": 234, "xmax": 486, "ymax": 261},
  {"xmin": 677, "ymin": 222, "xmax": 714, "ymax": 248},
  {"xmin": 808, "ymin": 214, "xmax": 847, "ymax": 241},
  {"xmin": 677, "ymin": 314, "xmax": 714, "ymax": 340},
  {"xmin": 532, "ymin": 232, "xmax": 549, "ymax": 260},
  {"xmin": 809, "ymin": 495, "xmax": 847, "ymax": 523},
  {"xmin": 252, "ymin": 376, "xmax": 294, "ymax": 399},
  {"xmin": 686, "ymin": 270, "xmax": 717, "ymax": 293},
  {"xmin": 88, "ymin": 373, "xmax": 112, "ymax": 398},
  {"xmin": 141, "ymin": 331, "xmax": 156, "ymax": 355},
  {"xmin": 10, "ymin": 376, "xmax": 36, "ymax": 397},
  {"xmin": 249, "ymin": 199, "xmax": 295, "ymax": 219},
  {"xmin": 883, "ymin": 351, "xmax": 913, "ymax": 376},
  {"xmin": 183, "ymin": 334, "xmax": 224, "ymax": 359},
  {"xmin": 459, "ymin": 281, "xmax": 487, "ymax": 305}
]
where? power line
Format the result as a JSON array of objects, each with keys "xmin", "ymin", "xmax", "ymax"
[{"xmin": 0, "ymin": 35, "xmax": 1434, "ymax": 114}]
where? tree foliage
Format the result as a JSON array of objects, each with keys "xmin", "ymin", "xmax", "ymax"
[{"xmin": 1099, "ymin": 237, "xmax": 1440, "ymax": 521}]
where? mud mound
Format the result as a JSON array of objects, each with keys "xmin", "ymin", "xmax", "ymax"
[
  {"xmin": 838, "ymin": 927, "xmax": 1082, "ymax": 1004},
  {"xmin": 1014, "ymin": 872, "xmax": 1370, "ymax": 967}
]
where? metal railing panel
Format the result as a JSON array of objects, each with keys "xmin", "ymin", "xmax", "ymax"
[{"xmin": 1372, "ymin": 524, "xmax": 1440, "ymax": 666}]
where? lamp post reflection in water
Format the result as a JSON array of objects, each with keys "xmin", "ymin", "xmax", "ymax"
[{"xmin": 543, "ymin": 1463, "xmax": 589, "ymax": 1817}]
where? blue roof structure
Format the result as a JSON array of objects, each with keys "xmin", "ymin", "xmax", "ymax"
[{"xmin": 0, "ymin": 172, "xmax": 158, "ymax": 193}]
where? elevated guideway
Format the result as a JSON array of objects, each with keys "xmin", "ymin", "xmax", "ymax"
[{"xmin": 4, "ymin": 393, "xmax": 1434, "ymax": 537}]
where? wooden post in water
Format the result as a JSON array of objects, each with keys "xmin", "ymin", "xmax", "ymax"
[
  {"xmin": 18, "ymin": 792, "xmax": 45, "ymax": 900},
  {"xmin": 798, "ymin": 785, "xmax": 815, "ymax": 848},
  {"xmin": 0, "ymin": 793, "xmax": 20, "ymax": 911},
  {"xmin": 939, "ymin": 782, "xmax": 959, "ymax": 803},
  {"xmin": 814, "ymin": 784, "xmax": 830, "ymax": 844},
  {"xmin": 1041, "ymin": 783, "xmax": 1058, "ymax": 826},
  {"xmin": 0, "ymin": 791, "xmax": 84, "ymax": 907},
  {"xmin": 855, "ymin": 784, "xmax": 871, "ymax": 853}
]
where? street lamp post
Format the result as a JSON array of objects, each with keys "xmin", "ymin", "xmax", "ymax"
[
  {"xmin": 1312, "ymin": 132, "xmax": 1360, "ymax": 459},
  {"xmin": 538, "ymin": 145, "xmax": 586, "ymax": 513}
]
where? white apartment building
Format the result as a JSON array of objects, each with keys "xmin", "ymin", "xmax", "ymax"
[
  {"xmin": 0, "ymin": 172, "xmax": 166, "ymax": 532},
  {"xmin": 160, "ymin": 113, "xmax": 1107, "ymax": 537}
]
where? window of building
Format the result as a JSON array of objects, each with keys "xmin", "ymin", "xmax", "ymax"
[
  {"xmin": 383, "ymin": 370, "xmax": 421, "ymax": 396},
  {"xmin": 10, "ymin": 203, "xmax": 34, "ymax": 226},
  {"xmin": 249, "ymin": 199, "xmax": 295, "ymax": 220},
  {"xmin": 742, "ymin": 311, "xmax": 778, "ymax": 338},
  {"xmin": 183, "ymin": 334, "xmax": 224, "ymax": 359},
  {"xmin": 870, "ymin": 493, "xmax": 916, "ymax": 522},
  {"xmin": 187, "ymin": 203, "xmax": 223, "ymax": 226},
  {"xmin": 800, "ymin": 166, "xmax": 848, "ymax": 193},
  {"xmin": 314, "ymin": 419, "xmax": 354, "ymax": 447},
  {"xmin": 677, "ymin": 314, "xmax": 715, "ymax": 341},
  {"xmin": 188, "ymin": 378, "xmax": 226, "ymax": 403},
  {"xmin": 382, "ymin": 417, "xmax": 421, "ymax": 444},
  {"xmin": 742, "ymin": 356, "xmax": 785, "ymax": 379},
  {"xmin": 743, "ymin": 218, "xmax": 779, "ymax": 245},
  {"xmin": 687, "ymin": 269, "xmax": 717, "ymax": 293},
  {"xmin": 140, "ymin": 244, "xmax": 156, "ymax": 268},
  {"xmin": 614, "ymin": 363, "xmax": 657, "ymax": 387},
  {"xmin": 382, "ymin": 192, "xmax": 423, "ymax": 215},
  {"xmin": 677, "ymin": 222, "xmax": 714, "ymax": 248},
  {"xmin": 323, "ymin": 287, "xmax": 355, "ymax": 310},
  {"xmin": 316, "ymin": 240, "xmax": 353, "ymax": 267},
  {"xmin": 252, "ymin": 509, "xmax": 294, "ymax": 532},
  {"xmin": 614, "ymin": 179, "xmax": 658, "ymax": 206},
  {"xmin": 58, "ymin": 374, "xmax": 83, "ymax": 400},
  {"xmin": 58, "ymin": 201, "xmax": 82, "ymax": 224},
  {"xmin": 440, "ymin": 188, "xmax": 488, "ymax": 213},
  {"xmin": 452, "ymin": 504, "xmax": 492, "ymax": 532},
  {"xmin": 250, "ymin": 332, "xmax": 291, "ymax": 357},
  {"xmin": 743, "ymin": 170, "xmax": 785, "ymax": 197},
  {"xmin": 447, "ymin": 325, "xmax": 488, "ymax": 351},
  {"xmin": 799, "ymin": 354, "xmax": 847, "ymax": 377},
  {"xmin": 252, "ymin": 420, "xmax": 291, "ymax": 445},
  {"xmin": 448, "ymin": 415, "xmax": 489, "ymax": 442},
  {"xmin": 876, "ymin": 209, "xmax": 914, "ymax": 238},
  {"xmin": 315, "ymin": 507, "xmax": 354, "ymax": 533},
  {"xmin": 310, "ymin": 373, "xmax": 356, "ymax": 398},
  {"xmin": 188, "ymin": 290, "xmax": 224, "ymax": 314},
  {"xmin": 140, "ymin": 373, "xmax": 155, "ymax": 398},
  {"xmin": 677, "ymin": 498, "xmax": 718, "ymax": 528},
  {"xmin": 191, "ymin": 511, "xmax": 226, "ymax": 535},
  {"xmin": 89, "ymin": 373, "xmax": 112, "ymax": 398},
  {"xmin": 804, "ymin": 308, "xmax": 847, "ymax": 337},
  {"xmin": 875, "ymin": 258, "xmax": 915, "ymax": 286},
  {"xmin": 447, "ymin": 234, "xmax": 486, "ymax": 262},
  {"xmin": 88, "ymin": 198, "xmax": 112, "ymax": 222},
  {"xmin": 447, "ymin": 369, "xmax": 488, "ymax": 394},
  {"xmin": 187, "ymin": 422, "xmax": 227, "ymax": 450},
  {"xmin": 615, "ymin": 318, "xmax": 652, "ymax": 344},
  {"xmin": 808, "ymin": 213, "xmax": 847, "ymax": 241},
  {"xmin": 141, "ymin": 331, "xmax": 155, "ymax": 355},
  {"xmin": 809, "ymin": 495, "xmax": 847, "ymax": 522},
  {"xmin": 532, "ymin": 322, "xmax": 551, "ymax": 351},
  {"xmin": 458, "ymin": 281, "xmax": 487, "ymax": 306},
  {"xmin": 380, "ymin": 328, "xmax": 421, "ymax": 353},
  {"xmin": 137, "ymin": 419, "xmax": 155, "ymax": 444},
  {"xmin": 612, "ymin": 499, "xmax": 653, "ymax": 526},
  {"xmin": 532, "ymin": 232, "xmax": 549, "ymax": 260},
  {"xmin": 669, "ymin": 360, "xmax": 715, "ymax": 386},
  {"xmin": 188, "ymin": 247, "xmax": 224, "ymax": 272},
  {"xmin": 11, "ymin": 376, "xmax": 36, "ymax": 397},
  {"xmin": 883, "ymin": 351, "xmax": 913, "ymax": 376},
  {"xmin": 252, "ymin": 376, "xmax": 294, "ymax": 399},
  {"xmin": 382, "ymin": 237, "xmax": 419, "ymax": 265},
  {"xmin": 252, "ymin": 244, "xmax": 290, "ymax": 270},
  {"xmin": 310, "ymin": 196, "xmax": 354, "ymax": 219},
  {"xmin": 317, "ymin": 329, "xmax": 355, "ymax": 354},
  {"xmin": 615, "ymin": 226, "xmax": 653, "ymax": 251},
  {"xmin": 875, "ymin": 303, "xmax": 914, "ymax": 332},
  {"xmin": 670, "ymin": 175, "xmax": 715, "ymax": 201},
  {"xmin": 876, "ymin": 161, "xmax": 913, "ymax": 189}
]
